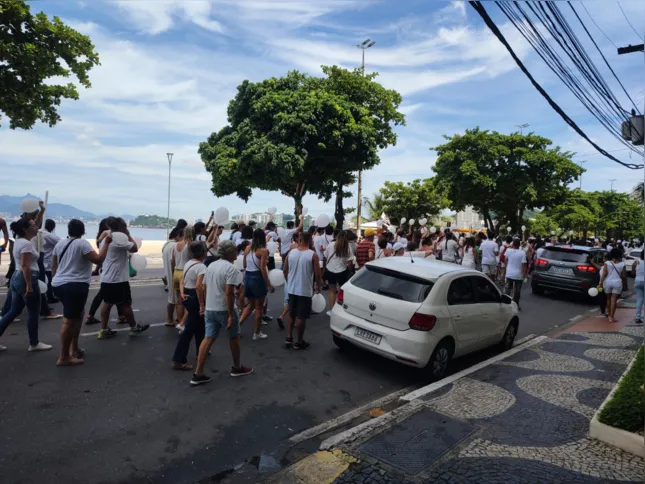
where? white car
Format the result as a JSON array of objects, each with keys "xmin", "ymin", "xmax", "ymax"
[
  {"xmin": 625, "ymin": 250, "xmax": 642, "ymax": 275},
  {"xmin": 330, "ymin": 257, "xmax": 520, "ymax": 381}
]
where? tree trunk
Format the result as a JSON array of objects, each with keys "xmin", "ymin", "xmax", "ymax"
[
  {"xmin": 293, "ymin": 195, "xmax": 302, "ymax": 221},
  {"xmin": 335, "ymin": 185, "xmax": 345, "ymax": 229}
]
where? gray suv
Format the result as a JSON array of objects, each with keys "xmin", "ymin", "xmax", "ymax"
[{"xmin": 532, "ymin": 245, "xmax": 607, "ymax": 296}]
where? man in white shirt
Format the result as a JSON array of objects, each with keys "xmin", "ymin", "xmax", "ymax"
[
  {"xmin": 191, "ymin": 240, "xmax": 253, "ymax": 386},
  {"xmin": 504, "ymin": 238, "xmax": 528, "ymax": 309},
  {"xmin": 480, "ymin": 233, "xmax": 500, "ymax": 279},
  {"xmin": 43, "ymin": 219, "xmax": 61, "ymax": 303},
  {"xmin": 279, "ymin": 216, "xmax": 304, "ymax": 260}
]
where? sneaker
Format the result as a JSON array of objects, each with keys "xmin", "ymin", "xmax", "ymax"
[
  {"xmin": 190, "ymin": 373, "xmax": 212, "ymax": 386},
  {"xmin": 130, "ymin": 324, "xmax": 150, "ymax": 335},
  {"xmin": 253, "ymin": 332, "xmax": 268, "ymax": 341},
  {"xmin": 276, "ymin": 318, "xmax": 285, "ymax": 330},
  {"xmin": 176, "ymin": 324, "xmax": 185, "ymax": 334},
  {"xmin": 261, "ymin": 320, "xmax": 268, "ymax": 326},
  {"xmin": 230, "ymin": 365, "xmax": 254, "ymax": 377},
  {"xmin": 97, "ymin": 328, "xmax": 118, "ymax": 339},
  {"xmin": 262, "ymin": 315, "xmax": 273, "ymax": 322},
  {"xmin": 293, "ymin": 340, "xmax": 311, "ymax": 350},
  {"xmin": 326, "ymin": 310, "xmax": 332, "ymax": 317},
  {"xmin": 43, "ymin": 312, "xmax": 62, "ymax": 320},
  {"xmin": 28, "ymin": 342, "xmax": 53, "ymax": 352},
  {"xmin": 85, "ymin": 315, "xmax": 100, "ymax": 325},
  {"xmin": 0, "ymin": 344, "xmax": 7, "ymax": 351},
  {"xmin": 636, "ymin": 319, "xmax": 643, "ymax": 325},
  {"xmin": 285, "ymin": 337, "xmax": 293, "ymax": 348}
]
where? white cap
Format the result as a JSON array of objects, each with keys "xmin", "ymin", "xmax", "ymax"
[{"xmin": 393, "ymin": 242, "xmax": 405, "ymax": 252}]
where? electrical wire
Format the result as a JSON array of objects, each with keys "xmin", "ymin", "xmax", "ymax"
[
  {"xmin": 468, "ymin": 1, "xmax": 643, "ymax": 170},
  {"xmin": 616, "ymin": 1, "xmax": 644, "ymax": 42},
  {"xmin": 579, "ymin": 2, "xmax": 618, "ymax": 49}
]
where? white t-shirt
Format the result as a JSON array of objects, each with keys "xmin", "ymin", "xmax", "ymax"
[
  {"xmin": 604, "ymin": 261, "xmax": 624, "ymax": 285},
  {"xmin": 101, "ymin": 240, "xmax": 134, "ymax": 284},
  {"xmin": 442, "ymin": 239, "xmax": 459, "ymax": 262},
  {"xmin": 197, "ymin": 234, "xmax": 207, "ymax": 242},
  {"xmin": 505, "ymin": 248, "xmax": 527, "ymax": 280},
  {"xmin": 43, "ymin": 231, "xmax": 60, "ymax": 270},
  {"xmin": 51, "ymin": 238, "xmax": 94, "ymax": 286},
  {"xmin": 314, "ymin": 234, "xmax": 332, "ymax": 261},
  {"xmin": 481, "ymin": 240, "xmax": 499, "ymax": 266},
  {"xmin": 13, "ymin": 237, "xmax": 39, "ymax": 273},
  {"xmin": 324, "ymin": 243, "xmax": 353, "ymax": 273},
  {"xmin": 182, "ymin": 260, "xmax": 207, "ymax": 289},
  {"xmin": 281, "ymin": 229, "xmax": 297, "ymax": 254},
  {"xmin": 398, "ymin": 237, "xmax": 408, "ymax": 246},
  {"xmin": 266, "ymin": 230, "xmax": 279, "ymax": 242},
  {"xmin": 204, "ymin": 258, "xmax": 242, "ymax": 311},
  {"xmin": 231, "ymin": 231, "xmax": 243, "ymax": 245},
  {"xmin": 162, "ymin": 240, "xmax": 176, "ymax": 278}
]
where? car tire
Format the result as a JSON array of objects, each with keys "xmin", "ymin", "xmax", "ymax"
[
  {"xmin": 531, "ymin": 284, "xmax": 545, "ymax": 295},
  {"xmin": 333, "ymin": 335, "xmax": 348, "ymax": 350},
  {"xmin": 500, "ymin": 319, "xmax": 518, "ymax": 351},
  {"xmin": 427, "ymin": 340, "xmax": 453, "ymax": 382}
]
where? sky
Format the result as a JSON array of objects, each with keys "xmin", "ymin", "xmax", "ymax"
[{"xmin": 1, "ymin": 0, "xmax": 644, "ymax": 221}]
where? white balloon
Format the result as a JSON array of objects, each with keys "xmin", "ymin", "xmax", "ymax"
[
  {"xmin": 569, "ymin": 230, "xmax": 574, "ymax": 235},
  {"xmin": 312, "ymin": 293, "xmax": 326, "ymax": 313},
  {"xmin": 302, "ymin": 207, "xmax": 309, "ymax": 216},
  {"xmin": 430, "ymin": 226, "xmax": 437, "ymax": 234},
  {"xmin": 110, "ymin": 232, "xmax": 129, "ymax": 246},
  {"xmin": 507, "ymin": 227, "xmax": 512, "ymax": 233},
  {"xmin": 38, "ymin": 280, "xmax": 47, "ymax": 293},
  {"xmin": 130, "ymin": 254, "xmax": 147, "ymax": 271},
  {"xmin": 551, "ymin": 230, "xmax": 556, "ymax": 235},
  {"xmin": 215, "ymin": 207, "xmax": 229, "ymax": 225},
  {"xmin": 400, "ymin": 218, "xmax": 407, "ymax": 224},
  {"xmin": 588, "ymin": 287, "xmax": 599, "ymax": 297},
  {"xmin": 419, "ymin": 218, "xmax": 427, "ymax": 226},
  {"xmin": 316, "ymin": 214, "xmax": 330, "ymax": 228},
  {"xmin": 409, "ymin": 219, "xmax": 415, "ymax": 225},
  {"xmin": 277, "ymin": 227, "xmax": 285, "ymax": 238},
  {"xmin": 133, "ymin": 237, "xmax": 143, "ymax": 249},
  {"xmin": 521, "ymin": 225, "xmax": 526, "ymax": 231},
  {"xmin": 267, "ymin": 207, "xmax": 277, "ymax": 215},
  {"xmin": 267, "ymin": 241, "xmax": 278, "ymax": 255},
  {"xmin": 20, "ymin": 198, "xmax": 40, "ymax": 213},
  {"xmin": 234, "ymin": 254, "xmax": 244, "ymax": 270},
  {"xmin": 268, "ymin": 269, "xmax": 285, "ymax": 287}
]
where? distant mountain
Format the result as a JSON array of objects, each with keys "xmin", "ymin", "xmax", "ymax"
[{"xmin": 0, "ymin": 194, "xmax": 130, "ymax": 220}]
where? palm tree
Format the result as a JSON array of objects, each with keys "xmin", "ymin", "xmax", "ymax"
[
  {"xmin": 363, "ymin": 193, "xmax": 387, "ymax": 221},
  {"xmin": 632, "ymin": 182, "xmax": 643, "ymax": 204}
]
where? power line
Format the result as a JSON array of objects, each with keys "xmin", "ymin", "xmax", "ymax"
[
  {"xmin": 579, "ymin": 2, "xmax": 618, "ymax": 49},
  {"xmin": 616, "ymin": 1, "xmax": 644, "ymax": 42}
]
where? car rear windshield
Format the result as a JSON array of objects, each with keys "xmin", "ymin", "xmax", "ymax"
[
  {"xmin": 351, "ymin": 265, "xmax": 434, "ymax": 303},
  {"xmin": 541, "ymin": 248, "xmax": 589, "ymax": 263}
]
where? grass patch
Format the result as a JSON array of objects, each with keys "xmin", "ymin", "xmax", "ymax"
[{"xmin": 598, "ymin": 345, "xmax": 644, "ymax": 433}]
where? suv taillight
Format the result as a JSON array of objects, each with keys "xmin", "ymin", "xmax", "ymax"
[
  {"xmin": 576, "ymin": 265, "xmax": 597, "ymax": 272},
  {"xmin": 337, "ymin": 288, "xmax": 344, "ymax": 305},
  {"xmin": 408, "ymin": 313, "xmax": 437, "ymax": 331},
  {"xmin": 535, "ymin": 258, "xmax": 548, "ymax": 266}
]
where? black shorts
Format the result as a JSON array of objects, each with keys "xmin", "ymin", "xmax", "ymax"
[
  {"xmin": 288, "ymin": 294, "xmax": 312, "ymax": 320},
  {"xmin": 324, "ymin": 269, "xmax": 349, "ymax": 287},
  {"xmin": 53, "ymin": 282, "xmax": 90, "ymax": 319},
  {"xmin": 268, "ymin": 256, "xmax": 276, "ymax": 271},
  {"xmin": 101, "ymin": 282, "xmax": 132, "ymax": 306}
]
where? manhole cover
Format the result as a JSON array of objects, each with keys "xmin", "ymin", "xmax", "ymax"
[{"xmin": 359, "ymin": 409, "xmax": 476, "ymax": 474}]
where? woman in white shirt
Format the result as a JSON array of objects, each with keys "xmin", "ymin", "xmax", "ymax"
[
  {"xmin": 631, "ymin": 250, "xmax": 644, "ymax": 325},
  {"xmin": 171, "ymin": 225, "xmax": 195, "ymax": 331},
  {"xmin": 461, "ymin": 236, "xmax": 479, "ymax": 269},
  {"xmin": 323, "ymin": 230, "xmax": 354, "ymax": 310},
  {"xmin": 0, "ymin": 217, "xmax": 53, "ymax": 352},
  {"xmin": 442, "ymin": 231, "xmax": 460, "ymax": 263},
  {"xmin": 51, "ymin": 219, "xmax": 111, "ymax": 366},
  {"xmin": 172, "ymin": 241, "xmax": 208, "ymax": 370},
  {"xmin": 598, "ymin": 248, "xmax": 626, "ymax": 324}
]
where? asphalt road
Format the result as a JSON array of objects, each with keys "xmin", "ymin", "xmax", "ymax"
[{"xmin": 0, "ymin": 277, "xmax": 601, "ymax": 484}]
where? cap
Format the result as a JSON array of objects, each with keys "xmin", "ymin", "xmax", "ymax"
[
  {"xmin": 364, "ymin": 228, "xmax": 376, "ymax": 237},
  {"xmin": 393, "ymin": 242, "xmax": 405, "ymax": 252}
]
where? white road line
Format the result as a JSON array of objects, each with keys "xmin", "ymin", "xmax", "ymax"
[
  {"xmin": 398, "ymin": 335, "xmax": 548, "ymax": 404},
  {"xmin": 569, "ymin": 314, "xmax": 584, "ymax": 323},
  {"xmin": 288, "ymin": 384, "xmax": 418, "ymax": 445},
  {"xmin": 513, "ymin": 334, "xmax": 535, "ymax": 346},
  {"xmin": 81, "ymin": 322, "xmax": 168, "ymax": 337}
]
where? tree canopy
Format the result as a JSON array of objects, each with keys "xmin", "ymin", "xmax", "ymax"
[
  {"xmin": 198, "ymin": 66, "xmax": 405, "ymax": 219},
  {"xmin": 131, "ymin": 215, "xmax": 177, "ymax": 228},
  {"xmin": 432, "ymin": 128, "xmax": 582, "ymax": 231},
  {"xmin": 376, "ymin": 178, "xmax": 447, "ymax": 226},
  {"xmin": 0, "ymin": 0, "xmax": 100, "ymax": 129}
]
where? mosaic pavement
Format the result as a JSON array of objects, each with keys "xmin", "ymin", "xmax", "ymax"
[{"xmin": 334, "ymin": 324, "xmax": 644, "ymax": 483}]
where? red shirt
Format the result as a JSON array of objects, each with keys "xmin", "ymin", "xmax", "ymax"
[{"xmin": 355, "ymin": 239, "xmax": 375, "ymax": 268}]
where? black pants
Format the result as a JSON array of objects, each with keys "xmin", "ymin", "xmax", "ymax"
[
  {"xmin": 5, "ymin": 240, "xmax": 15, "ymax": 282},
  {"xmin": 172, "ymin": 289, "xmax": 205, "ymax": 364},
  {"xmin": 45, "ymin": 270, "xmax": 56, "ymax": 302},
  {"xmin": 597, "ymin": 291, "xmax": 607, "ymax": 314},
  {"xmin": 504, "ymin": 278, "xmax": 524, "ymax": 305},
  {"xmin": 38, "ymin": 253, "xmax": 51, "ymax": 316},
  {"xmin": 88, "ymin": 286, "xmax": 123, "ymax": 318}
]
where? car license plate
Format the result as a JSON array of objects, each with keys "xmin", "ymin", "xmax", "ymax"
[
  {"xmin": 354, "ymin": 327, "xmax": 382, "ymax": 345},
  {"xmin": 549, "ymin": 266, "xmax": 573, "ymax": 275}
]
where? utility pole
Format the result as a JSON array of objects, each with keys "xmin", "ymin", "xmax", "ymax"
[
  {"xmin": 355, "ymin": 39, "xmax": 376, "ymax": 232},
  {"xmin": 579, "ymin": 160, "xmax": 586, "ymax": 190},
  {"xmin": 515, "ymin": 123, "xmax": 529, "ymax": 135},
  {"xmin": 166, "ymin": 152, "xmax": 174, "ymax": 238},
  {"xmin": 609, "ymin": 178, "xmax": 617, "ymax": 191}
]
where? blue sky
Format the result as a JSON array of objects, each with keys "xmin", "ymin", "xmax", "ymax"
[{"xmin": 1, "ymin": 0, "xmax": 643, "ymax": 220}]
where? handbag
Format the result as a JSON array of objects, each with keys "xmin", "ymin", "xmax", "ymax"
[{"xmin": 129, "ymin": 259, "xmax": 137, "ymax": 278}]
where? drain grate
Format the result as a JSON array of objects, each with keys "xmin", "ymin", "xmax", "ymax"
[{"xmin": 359, "ymin": 408, "xmax": 476, "ymax": 475}]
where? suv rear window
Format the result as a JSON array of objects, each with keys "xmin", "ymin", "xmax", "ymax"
[
  {"xmin": 351, "ymin": 266, "xmax": 433, "ymax": 303},
  {"xmin": 541, "ymin": 248, "xmax": 589, "ymax": 263}
]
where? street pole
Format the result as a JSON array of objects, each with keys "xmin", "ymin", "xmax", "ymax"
[
  {"xmin": 355, "ymin": 39, "xmax": 375, "ymax": 232},
  {"xmin": 166, "ymin": 152, "xmax": 174, "ymax": 238},
  {"xmin": 579, "ymin": 160, "xmax": 586, "ymax": 190},
  {"xmin": 609, "ymin": 178, "xmax": 616, "ymax": 191}
]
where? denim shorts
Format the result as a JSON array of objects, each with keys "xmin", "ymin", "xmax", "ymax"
[{"xmin": 205, "ymin": 309, "xmax": 241, "ymax": 339}]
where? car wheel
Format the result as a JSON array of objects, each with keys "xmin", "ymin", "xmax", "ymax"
[
  {"xmin": 531, "ymin": 284, "xmax": 545, "ymax": 295},
  {"xmin": 500, "ymin": 319, "xmax": 518, "ymax": 351},
  {"xmin": 333, "ymin": 334, "xmax": 348, "ymax": 350},
  {"xmin": 427, "ymin": 340, "xmax": 453, "ymax": 382}
]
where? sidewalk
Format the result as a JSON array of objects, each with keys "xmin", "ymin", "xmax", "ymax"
[{"xmin": 270, "ymin": 310, "xmax": 644, "ymax": 484}]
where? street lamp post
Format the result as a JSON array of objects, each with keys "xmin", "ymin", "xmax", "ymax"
[
  {"xmin": 166, "ymin": 152, "xmax": 174, "ymax": 238},
  {"xmin": 578, "ymin": 160, "xmax": 586, "ymax": 190},
  {"xmin": 609, "ymin": 178, "xmax": 617, "ymax": 191},
  {"xmin": 515, "ymin": 123, "xmax": 529, "ymax": 135},
  {"xmin": 355, "ymin": 39, "xmax": 376, "ymax": 232}
]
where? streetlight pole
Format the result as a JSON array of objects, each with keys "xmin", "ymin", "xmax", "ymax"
[
  {"xmin": 166, "ymin": 152, "xmax": 174, "ymax": 238},
  {"xmin": 578, "ymin": 160, "xmax": 586, "ymax": 190},
  {"xmin": 355, "ymin": 39, "xmax": 376, "ymax": 232},
  {"xmin": 609, "ymin": 178, "xmax": 617, "ymax": 191},
  {"xmin": 515, "ymin": 123, "xmax": 529, "ymax": 135}
]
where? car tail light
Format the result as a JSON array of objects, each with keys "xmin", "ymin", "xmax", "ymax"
[
  {"xmin": 535, "ymin": 258, "xmax": 548, "ymax": 266},
  {"xmin": 576, "ymin": 265, "xmax": 597, "ymax": 273},
  {"xmin": 337, "ymin": 288, "xmax": 344, "ymax": 305},
  {"xmin": 408, "ymin": 313, "xmax": 437, "ymax": 331}
]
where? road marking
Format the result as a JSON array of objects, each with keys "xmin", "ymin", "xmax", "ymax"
[
  {"xmin": 514, "ymin": 334, "xmax": 535, "ymax": 346},
  {"xmin": 588, "ymin": 308, "xmax": 599, "ymax": 313},
  {"xmin": 569, "ymin": 314, "xmax": 584, "ymax": 323},
  {"xmin": 81, "ymin": 322, "xmax": 168, "ymax": 337},
  {"xmin": 288, "ymin": 384, "xmax": 417, "ymax": 445},
  {"xmin": 399, "ymin": 335, "xmax": 547, "ymax": 404}
]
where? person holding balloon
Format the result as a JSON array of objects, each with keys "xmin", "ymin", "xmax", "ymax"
[
  {"xmin": 0, "ymin": 217, "xmax": 53, "ymax": 352},
  {"xmin": 323, "ymin": 230, "xmax": 354, "ymax": 313},
  {"xmin": 597, "ymin": 248, "xmax": 627, "ymax": 324}
]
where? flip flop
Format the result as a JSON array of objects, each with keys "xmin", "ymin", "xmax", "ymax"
[
  {"xmin": 172, "ymin": 363, "xmax": 193, "ymax": 371},
  {"xmin": 57, "ymin": 357, "xmax": 84, "ymax": 366}
]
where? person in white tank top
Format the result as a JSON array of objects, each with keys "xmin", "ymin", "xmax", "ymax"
[
  {"xmin": 171, "ymin": 225, "xmax": 195, "ymax": 332},
  {"xmin": 598, "ymin": 248, "xmax": 626, "ymax": 323},
  {"xmin": 461, "ymin": 237, "xmax": 478, "ymax": 269},
  {"xmin": 632, "ymin": 250, "xmax": 644, "ymax": 324}
]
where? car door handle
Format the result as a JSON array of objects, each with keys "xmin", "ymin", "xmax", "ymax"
[{"xmin": 453, "ymin": 315, "xmax": 463, "ymax": 321}]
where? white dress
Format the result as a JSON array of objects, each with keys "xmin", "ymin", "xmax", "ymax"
[{"xmin": 461, "ymin": 248, "xmax": 476, "ymax": 269}]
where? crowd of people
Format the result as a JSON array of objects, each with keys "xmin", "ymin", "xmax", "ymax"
[{"xmin": 1, "ymin": 204, "xmax": 643, "ymax": 383}]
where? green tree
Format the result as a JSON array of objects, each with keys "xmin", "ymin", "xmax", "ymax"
[
  {"xmin": 132, "ymin": 214, "xmax": 177, "ymax": 228},
  {"xmin": 525, "ymin": 212, "xmax": 557, "ymax": 236},
  {"xmin": 594, "ymin": 191, "xmax": 643, "ymax": 241},
  {"xmin": 198, "ymin": 66, "xmax": 405, "ymax": 224},
  {"xmin": 363, "ymin": 193, "xmax": 387, "ymax": 221},
  {"xmin": 432, "ymin": 128, "xmax": 582, "ymax": 231},
  {"xmin": 547, "ymin": 189, "xmax": 600, "ymax": 238},
  {"xmin": 377, "ymin": 178, "xmax": 447, "ymax": 226},
  {"xmin": 0, "ymin": 0, "xmax": 100, "ymax": 129}
]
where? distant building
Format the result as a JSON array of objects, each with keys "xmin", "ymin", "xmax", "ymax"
[{"xmin": 455, "ymin": 206, "xmax": 481, "ymax": 230}]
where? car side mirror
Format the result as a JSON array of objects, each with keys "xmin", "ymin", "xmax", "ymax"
[{"xmin": 501, "ymin": 294, "xmax": 513, "ymax": 305}]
